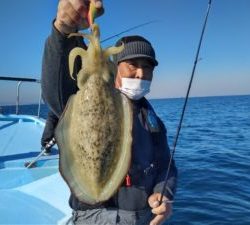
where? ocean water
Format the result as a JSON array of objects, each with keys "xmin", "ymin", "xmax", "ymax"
[
  {"xmin": 150, "ymin": 95, "xmax": 250, "ymax": 225},
  {"xmin": 1, "ymin": 95, "xmax": 250, "ymax": 225}
]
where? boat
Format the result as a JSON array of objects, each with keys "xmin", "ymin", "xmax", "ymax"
[{"xmin": 0, "ymin": 77, "xmax": 72, "ymax": 224}]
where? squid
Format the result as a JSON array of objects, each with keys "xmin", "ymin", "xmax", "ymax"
[{"xmin": 55, "ymin": 24, "xmax": 133, "ymax": 205}]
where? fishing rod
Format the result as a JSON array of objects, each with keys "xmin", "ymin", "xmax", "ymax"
[
  {"xmin": 159, "ymin": 0, "xmax": 213, "ymax": 204},
  {"xmin": 24, "ymin": 138, "xmax": 56, "ymax": 168}
]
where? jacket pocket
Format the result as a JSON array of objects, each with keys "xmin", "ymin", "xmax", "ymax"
[{"xmin": 116, "ymin": 163, "xmax": 157, "ymax": 211}]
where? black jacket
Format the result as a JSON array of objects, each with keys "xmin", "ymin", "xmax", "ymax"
[{"xmin": 41, "ymin": 25, "xmax": 178, "ymax": 211}]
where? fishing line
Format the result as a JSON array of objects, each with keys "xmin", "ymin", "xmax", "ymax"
[
  {"xmin": 159, "ymin": 0, "xmax": 213, "ymax": 204},
  {"xmin": 100, "ymin": 20, "xmax": 159, "ymax": 43}
]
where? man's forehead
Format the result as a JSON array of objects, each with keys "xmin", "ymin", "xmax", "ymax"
[{"xmin": 124, "ymin": 58, "xmax": 155, "ymax": 66}]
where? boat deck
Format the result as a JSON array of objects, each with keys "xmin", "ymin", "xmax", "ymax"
[{"xmin": 0, "ymin": 114, "xmax": 71, "ymax": 224}]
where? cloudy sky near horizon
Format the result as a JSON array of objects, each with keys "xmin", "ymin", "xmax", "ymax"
[{"xmin": 0, "ymin": 0, "xmax": 249, "ymax": 104}]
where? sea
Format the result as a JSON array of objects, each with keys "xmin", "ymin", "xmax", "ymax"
[{"xmin": 1, "ymin": 95, "xmax": 250, "ymax": 225}]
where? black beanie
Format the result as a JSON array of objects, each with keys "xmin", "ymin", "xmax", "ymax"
[{"xmin": 113, "ymin": 35, "xmax": 158, "ymax": 66}]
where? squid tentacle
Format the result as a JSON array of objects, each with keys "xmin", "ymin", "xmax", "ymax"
[
  {"xmin": 68, "ymin": 47, "xmax": 87, "ymax": 80},
  {"xmin": 103, "ymin": 44, "xmax": 124, "ymax": 60}
]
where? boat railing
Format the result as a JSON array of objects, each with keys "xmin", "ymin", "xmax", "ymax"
[{"xmin": 0, "ymin": 76, "xmax": 42, "ymax": 117}]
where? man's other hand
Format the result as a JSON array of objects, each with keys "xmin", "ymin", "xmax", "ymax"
[{"xmin": 148, "ymin": 193, "xmax": 173, "ymax": 225}]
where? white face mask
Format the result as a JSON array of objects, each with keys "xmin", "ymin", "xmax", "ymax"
[{"xmin": 119, "ymin": 78, "xmax": 151, "ymax": 100}]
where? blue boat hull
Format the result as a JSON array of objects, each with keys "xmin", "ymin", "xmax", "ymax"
[{"xmin": 0, "ymin": 114, "xmax": 71, "ymax": 224}]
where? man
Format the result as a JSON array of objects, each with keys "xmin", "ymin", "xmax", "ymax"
[{"xmin": 41, "ymin": 1, "xmax": 177, "ymax": 224}]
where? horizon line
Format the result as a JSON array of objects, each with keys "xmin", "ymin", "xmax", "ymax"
[{"xmin": 1, "ymin": 93, "xmax": 249, "ymax": 107}]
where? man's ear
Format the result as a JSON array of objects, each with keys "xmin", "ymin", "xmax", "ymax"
[{"xmin": 115, "ymin": 66, "xmax": 122, "ymax": 89}]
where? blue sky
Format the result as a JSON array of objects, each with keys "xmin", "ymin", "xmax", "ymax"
[{"xmin": 0, "ymin": 0, "xmax": 249, "ymax": 104}]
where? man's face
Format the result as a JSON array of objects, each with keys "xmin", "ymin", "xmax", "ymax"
[{"xmin": 115, "ymin": 58, "xmax": 154, "ymax": 88}]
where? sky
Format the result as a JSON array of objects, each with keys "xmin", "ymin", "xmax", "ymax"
[{"xmin": 0, "ymin": 0, "xmax": 249, "ymax": 105}]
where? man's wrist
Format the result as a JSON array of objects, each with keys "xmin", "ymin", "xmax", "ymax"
[{"xmin": 54, "ymin": 19, "xmax": 77, "ymax": 35}]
